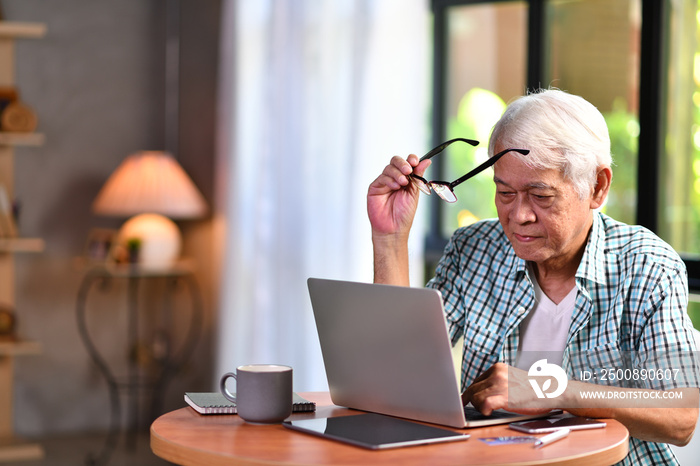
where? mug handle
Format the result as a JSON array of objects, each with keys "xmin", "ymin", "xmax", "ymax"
[{"xmin": 220, "ymin": 372, "xmax": 237, "ymax": 403}]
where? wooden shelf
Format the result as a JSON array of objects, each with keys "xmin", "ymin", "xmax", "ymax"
[
  {"xmin": 0, "ymin": 340, "xmax": 41, "ymax": 356},
  {"xmin": 0, "ymin": 132, "xmax": 45, "ymax": 147},
  {"xmin": 0, "ymin": 238, "xmax": 45, "ymax": 253},
  {"xmin": 0, "ymin": 22, "xmax": 47, "ymax": 39},
  {"xmin": 0, "ymin": 20, "xmax": 46, "ymax": 464},
  {"xmin": 0, "ymin": 435, "xmax": 44, "ymax": 462}
]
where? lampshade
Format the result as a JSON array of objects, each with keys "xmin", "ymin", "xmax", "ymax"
[
  {"xmin": 92, "ymin": 151, "xmax": 207, "ymax": 268},
  {"xmin": 93, "ymin": 151, "xmax": 207, "ymax": 218}
]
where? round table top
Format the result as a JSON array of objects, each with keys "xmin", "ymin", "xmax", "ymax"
[{"xmin": 151, "ymin": 392, "xmax": 629, "ymax": 466}]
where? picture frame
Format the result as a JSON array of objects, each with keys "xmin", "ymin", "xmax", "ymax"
[{"xmin": 83, "ymin": 228, "xmax": 118, "ymax": 262}]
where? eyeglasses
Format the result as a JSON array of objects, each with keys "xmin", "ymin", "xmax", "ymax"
[{"xmin": 410, "ymin": 138, "xmax": 530, "ymax": 203}]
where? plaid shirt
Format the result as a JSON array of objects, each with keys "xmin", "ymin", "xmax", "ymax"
[{"xmin": 427, "ymin": 212, "xmax": 696, "ymax": 465}]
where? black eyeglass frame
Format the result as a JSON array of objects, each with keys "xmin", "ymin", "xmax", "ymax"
[{"xmin": 410, "ymin": 138, "xmax": 530, "ymax": 203}]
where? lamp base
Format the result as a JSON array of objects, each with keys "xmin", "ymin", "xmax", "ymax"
[{"xmin": 117, "ymin": 213, "xmax": 182, "ymax": 269}]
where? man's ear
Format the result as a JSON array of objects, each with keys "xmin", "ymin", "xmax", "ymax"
[{"xmin": 590, "ymin": 166, "xmax": 612, "ymax": 209}]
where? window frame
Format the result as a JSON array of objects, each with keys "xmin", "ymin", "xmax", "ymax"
[{"xmin": 429, "ymin": 0, "xmax": 700, "ymax": 291}]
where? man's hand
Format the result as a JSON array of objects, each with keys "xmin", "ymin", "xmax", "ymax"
[
  {"xmin": 367, "ymin": 154, "xmax": 430, "ymax": 285},
  {"xmin": 367, "ymin": 154, "xmax": 430, "ymax": 237},
  {"xmin": 463, "ymin": 363, "xmax": 699, "ymax": 445},
  {"xmin": 462, "ymin": 363, "xmax": 554, "ymax": 415}
]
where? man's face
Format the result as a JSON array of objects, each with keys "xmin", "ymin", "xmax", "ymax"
[{"xmin": 493, "ymin": 152, "xmax": 595, "ymax": 272}]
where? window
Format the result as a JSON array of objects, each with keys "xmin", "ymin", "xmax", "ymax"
[
  {"xmin": 660, "ymin": 1, "xmax": 700, "ymax": 262},
  {"xmin": 440, "ymin": 2, "xmax": 527, "ymax": 235},
  {"xmin": 427, "ymin": 0, "xmax": 528, "ymax": 263},
  {"xmin": 544, "ymin": 0, "xmax": 640, "ymax": 226},
  {"xmin": 430, "ymin": 0, "xmax": 700, "ymax": 321},
  {"xmin": 660, "ymin": 0, "xmax": 700, "ymax": 322}
]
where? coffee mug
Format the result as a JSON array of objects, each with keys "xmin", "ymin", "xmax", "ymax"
[{"xmin": 220, "ymin": 364, "xmax": 293, "ymax": 424}]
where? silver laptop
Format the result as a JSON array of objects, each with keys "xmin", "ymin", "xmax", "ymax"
[{"xmin": 307, "ymin": 277, "xmax": 551, "ymax": 429}]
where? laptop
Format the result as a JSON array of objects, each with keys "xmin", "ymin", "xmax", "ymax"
[{"xmin": 307, "ymin": 277, "xmax": 552, "ymax": 429}]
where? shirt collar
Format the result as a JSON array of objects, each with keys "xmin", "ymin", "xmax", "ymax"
[{"xmin": 575, "ymin": 211, "xmax": 607, "ymax": 287}]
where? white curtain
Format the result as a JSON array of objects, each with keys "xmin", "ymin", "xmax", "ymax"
[{"xmin": 215, "ymin": 0, "xmax": 430, "ymax": 391}]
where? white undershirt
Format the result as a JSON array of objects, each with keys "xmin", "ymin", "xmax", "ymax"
[{"xmin": 515, "ymin": 267, "xmax": 577, "ymax": 371}]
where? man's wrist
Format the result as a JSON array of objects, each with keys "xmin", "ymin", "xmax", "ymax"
[
  {"xmin": 372, "ymin": 231, "xmax": 410, "ymax": 286},
  {"xmin": 371, "ymin": 229, "xmax": 409, "ymax": 247}
]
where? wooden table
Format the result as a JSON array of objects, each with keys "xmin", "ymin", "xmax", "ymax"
[{"xmin": 151, "ymin": 392, "xmax": 629, "ymax": 465}]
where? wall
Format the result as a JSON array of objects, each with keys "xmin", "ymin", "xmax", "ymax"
[{"xmin": 2, "ymin": 0, "xmax": 220, "ymax": 435}]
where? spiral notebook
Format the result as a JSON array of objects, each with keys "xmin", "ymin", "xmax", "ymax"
[{"xmin": 185, "ymin": 392, "xmax": 316, "ymax": 415}]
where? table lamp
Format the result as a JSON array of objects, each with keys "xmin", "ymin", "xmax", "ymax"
[{"xmin": 92, "ymin": 150, "xmax": 207, "ymax": 268}]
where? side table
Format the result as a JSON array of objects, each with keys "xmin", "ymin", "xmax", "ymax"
[{"xmin": 76, "ymin": 262, "xmax": 202, "ymax": 466}]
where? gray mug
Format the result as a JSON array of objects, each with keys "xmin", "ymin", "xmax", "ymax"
[{"xmin": 220, "ymin": 364, "xmax": 293, "ymax": 424}]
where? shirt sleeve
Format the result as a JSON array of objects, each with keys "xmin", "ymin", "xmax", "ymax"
[
  {"xmin": 426, "ymin": 231, "xmax": 466, "ymax": 347},
  {"xmin": 636, "ymin": 257, "xmax": 699, "ymax": 390}
]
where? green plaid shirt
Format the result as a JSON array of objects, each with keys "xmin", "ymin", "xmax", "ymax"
[{"xmin": 427, "ymin": 212, "xmax": 696, "ymax": 465}]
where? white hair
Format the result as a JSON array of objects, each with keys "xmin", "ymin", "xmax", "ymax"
[{"xmin": 488, "ymin": 89, "xmax": 612, "ymax": 199}]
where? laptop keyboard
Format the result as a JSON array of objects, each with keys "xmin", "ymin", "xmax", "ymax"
[{"xmin": 463, "ymin": 406, "xmax": 522, "ymax": 420}]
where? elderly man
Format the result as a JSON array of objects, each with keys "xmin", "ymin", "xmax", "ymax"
[{"xmin": 367, "ymin": 89, "xmax": 698, "ymax": 465}]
